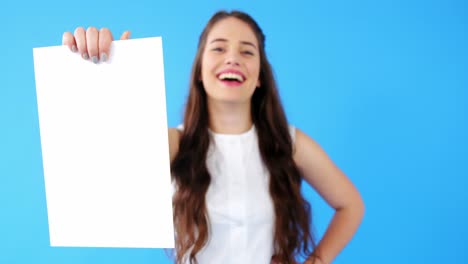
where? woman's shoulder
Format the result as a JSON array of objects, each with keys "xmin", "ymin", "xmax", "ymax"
[{"xmin": 288, "ymin": 124, "xmax": 296, "ymax": 143}]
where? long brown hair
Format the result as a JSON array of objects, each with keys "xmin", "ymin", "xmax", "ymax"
[{"xmin": 171, "ymin": 10, "xmax": 315, "ymax": 264}]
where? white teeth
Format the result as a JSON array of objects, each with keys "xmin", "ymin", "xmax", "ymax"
[{"xmin": 219, "ymin": 72, "xmax": 244, "ymax": 82}]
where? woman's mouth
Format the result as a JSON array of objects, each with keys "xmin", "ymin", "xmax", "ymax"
[{"xmin": 217, "ymin": 71, "xmax": 245, "ymax": 87}]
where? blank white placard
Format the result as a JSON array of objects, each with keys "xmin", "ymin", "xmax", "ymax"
[{"xmin": 33, "ymin": 37, "xmax": 174, "ymax": 248}]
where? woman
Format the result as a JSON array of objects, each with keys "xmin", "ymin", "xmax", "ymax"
[{"xmin": 62, "ymin": 10, "xmax": 364, "ymax": 264}]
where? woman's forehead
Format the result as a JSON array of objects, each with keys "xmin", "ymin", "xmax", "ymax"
[{"xmin": 206, "ymin": 17, "xmax": 258, "ymax": 46}]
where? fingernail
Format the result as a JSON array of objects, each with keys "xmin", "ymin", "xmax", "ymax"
[
  {"xmin": 71, "ymin": 45, "xmax": 77, "ymax": 52},
  {"xmin": 91, "ymin": 56, "xmax": 98, "ymax": 64},
  {"xmin": 82, "ymin": 52, "xmax": 89, "ymax": 60},
  {"xmin": 100, "ymin": 53, "xmax": 108, "ymax": 62}
]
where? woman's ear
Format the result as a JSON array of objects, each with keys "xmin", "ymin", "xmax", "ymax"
[{"xmin": 256, "ymin": 79, "xmax": 261, "ymax": 88}]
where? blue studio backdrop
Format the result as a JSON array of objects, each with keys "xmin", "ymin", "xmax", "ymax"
[{"xmin": 1, "ymin": 0, "xmax": 467, "ymax": 263}]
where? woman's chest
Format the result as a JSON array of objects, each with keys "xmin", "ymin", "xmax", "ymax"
[{"xmin": 205, "ymin": 138, "xmax": 274, "ymax": 226}]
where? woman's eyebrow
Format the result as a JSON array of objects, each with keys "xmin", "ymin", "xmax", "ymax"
[
  {"xmin": 240, "ymin": 41, "xmax": 257, "ymax": 49},
  {"xmin": 209, "ymin": 38, "xmax": 228, "ymax": 44},
  {"xmin": 209, "ymin": 38, "xmax": 257, "ymax": 49}
]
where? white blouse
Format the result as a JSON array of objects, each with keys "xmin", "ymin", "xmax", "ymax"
[{"xmin": 176, "ymin": 125, "xmax": 296, "ymax": 264}]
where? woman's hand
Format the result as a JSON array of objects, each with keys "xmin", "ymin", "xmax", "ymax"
[
  {"xmin": 62, "ymin": 27, "xmax": 131, "ymax": 63},
  {"xmin": 303, "ymin": 255, "xmax": 328, "ymax": 264}
]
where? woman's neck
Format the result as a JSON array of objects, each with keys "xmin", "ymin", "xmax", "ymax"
[{"xmin": 207, "ymin": 100, "xmax": 253, "ymax": 134}]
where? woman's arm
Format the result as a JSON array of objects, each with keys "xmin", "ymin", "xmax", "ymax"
[
  {"xmin": 293, "ymin": 128, "xmax": 365, "ymax": 264},
  {"xmin": 168, "ymin": 128, "xmax": 181, "ymax": 162}
]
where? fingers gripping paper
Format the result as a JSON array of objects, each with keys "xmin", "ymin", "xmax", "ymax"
[{"xmin": 33, "ymin": 37, "xmax": 175, "ymax": 248}]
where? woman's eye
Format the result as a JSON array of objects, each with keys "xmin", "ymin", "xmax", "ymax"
[
  {"xmin": 242, "ymin": 50, "xmax": 254, "ymax": 56},
  {"xmin": 212, "ymin": 47, "xmax": 224, "ymax": 52}
]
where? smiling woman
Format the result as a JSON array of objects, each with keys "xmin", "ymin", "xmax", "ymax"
[
  {"xmin": 62, "ymin": 10, "xmax": 364, "ymax": 264},
  {"xmin": 201, "ymin": 17, "xmax": 261, "ymax": 107}
]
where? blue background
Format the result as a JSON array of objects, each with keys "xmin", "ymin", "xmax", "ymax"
[{"xmin": 1, "ymin": 0, "xmax": 467, "ymax": 263}]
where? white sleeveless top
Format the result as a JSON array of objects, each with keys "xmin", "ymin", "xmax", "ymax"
[{"xmin": 176, "ymin": 125, "xmax": 296, "ymax": 264}]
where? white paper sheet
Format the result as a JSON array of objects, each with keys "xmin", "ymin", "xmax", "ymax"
[{"xmin": 33, "ymin": 37, "xmax": 175, "ymax": 248}]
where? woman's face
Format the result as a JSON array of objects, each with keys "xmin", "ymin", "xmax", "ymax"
[{"xmin": 200, "ymin": 17, "xmax": 261, "ymax": 105}]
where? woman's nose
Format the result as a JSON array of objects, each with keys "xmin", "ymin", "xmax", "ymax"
[{"xmin": 224, "ymin": 52, "xmax": 241, "ymax": 66}]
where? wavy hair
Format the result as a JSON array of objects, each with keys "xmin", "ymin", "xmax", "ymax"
[{"xmin": 170, "ymin": 10, "xmax": 315, "ymax": 264}]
